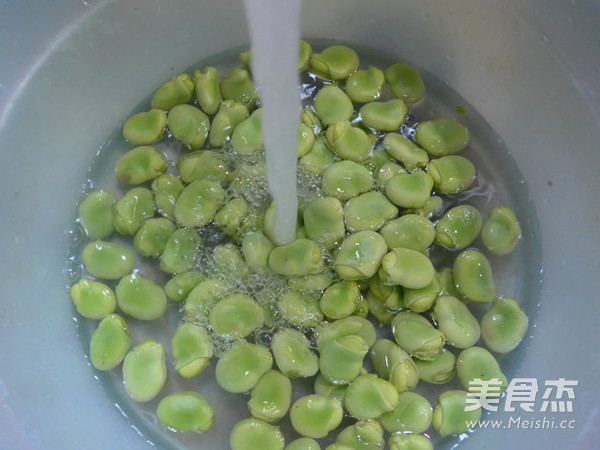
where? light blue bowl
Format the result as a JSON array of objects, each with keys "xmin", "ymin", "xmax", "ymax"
[{"xmin": 1, "ymin": 1, "xmax": 599, "ymax": 448}]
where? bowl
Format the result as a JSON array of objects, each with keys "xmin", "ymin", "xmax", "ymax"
[{"xmin": 1, "ymin": 0, "xmax": 599, "ymax": 448}]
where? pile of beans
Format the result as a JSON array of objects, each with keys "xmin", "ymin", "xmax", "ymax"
[{"xmin": 71, "ymin": 43, "xmax": 527, "ymax": 449}]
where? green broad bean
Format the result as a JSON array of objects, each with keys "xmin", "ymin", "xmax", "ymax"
[
  {"xmin": 115, "ymin": 146, "xmax": 166, "ymax": 185},
  {"xmin": 242, "ymin": 231, "xmax": 274, "ymax": 270},
  {"xmin": 310, "ymin": 45, "xmax": 359, "ymax": 80},
  {"xmin": 385, "ymin": 171, "xmax": 433, "ymax": 209},
  {"xmin": 359, "ymin": 99, "xmax": 408, "ymax": 132},
  {"xmin": 172, "ymin": 323, "xmax": 214, "ymax": 378},
  {"xmin": 406, "ymin": 195, "xmax": 443, "ymax": 219},
  {"xmin": 82, "ymin": 240, "xmax": 134, "ymax": 280},
  {"xmin": 229, "ymin": 163, "xmax": 266, "ymax": 203},
  {"xmin": 301, "ymin": 108, "xmax": 323, "ymax": 135},
  {"xmin": 380, "ymin": 391, "xmax": 432, "ymax": 433},
  {"xmin": 133, "ymin": 217, "xmax": 176, "ymax": 258},
  {"xmin": 177, "ymin": 150, "xmax": 232, "ymax": 185},
  {"xmin": 320, "ymin": 280, "xmax": 360, "ymax": 320},
  {"xmin": 193, "ymin": 67, "xmax": 222, "ymax": 115},
  {"xmin": 352, "ymin": 295, "xmax": 370, "ymax": 319},
  {"xmin": 221, "ymin": 67, "xmax": 256, "ymax": 105},
  {"xmin": 268, "ymin": 239, "xmax": 324, "ymax": 277},
  {"xmin": 174, "ymin": 179, "xmax": 225, "ymax": 227},
  {"xmin": 113, "ymin": 187, "xmax": 155, "ymax": 235},
  {"xmin": 230, "ymin": 418, "xmax": 285, "ymax": 450},
  {"xmin": 432, "ymin": 390, "xmax": 481, "ymax": 436},
  {"xmin": 344, "ymin": 374, "xmax": 398, "ymax": 420},
  {"xmin": 298, "ymin": 124, "xmax": 316, "ymax": 158},
  {"xmin": 481, "ymin": 297, "xmax": 528, "ymax": 353},
  {"xmin": 167, "ymin": 104, "xmax": 210, "ymax": 149},
  {"xmin": 151, "ymin": 73, "xmax": 194, "ymax": 111},
  {"xmin": 215, "ymin": 341, "xmax": 273, "ymax": 393},
  {"xmin": 296, "ymin": 229, "xmax": 308, "ymax": 243},
  {"xmin": 319, "ymin": 334, "xmax": 369, "ymax": 385},
  {"xmin": 116, "ymin": 273, "xmax": 167, "ymax": 321},
  {"xmin": 89, "ymin": 313, "xmax": 131, "ymax": 370},
  {"xmin": 335, "ymin": 420, "xmax": 385, "ymax": 449},
  {"xmin": 435, "ymin": 205, "xmax": 483, "ymax": 250},
  {"xmin": 383, "ymin": 133, "xmax": 429, "ymax": 172},
  {"xmin": 384, "ymin": 63, "xmax": 426, "ymax": 104},
  {"xmin": 432, "ymin": 295, "xmax": 481, "ymax": 349},
  {"xmin": 377, "ymin": 162, "xmax": 406, "ymax": 187},
  {"xmin": 344, "ymin": 191, "xmax": 398, "ymax": 232},
  {"xmin": 122, "ymin": 109, "xmax": 167, "ymax": 145},
  {"xmin": 209, "ymin": 293, "xmax": 264, "ymax": 339},
  {"xmin": 334, "ymin": 231, "xmax": 388, "ymax": 281},
  {"xmin": 315, "ymin": 316, "xmax": 377, "ymax": 351},
  {"xmin": 388, "ymin": 433, "xmax": 433, "ymax": 450},
  {"xmin": 326, "ymin": 445, "xmax": 354, "ymax": 450},
  {"xmin": 453, "ymin": 249, "xmax": 496, "ymax": 303},
  {"xmin": 184, "ymin": 279, "xmax": 229, "ymax": 320},
  {"xmin": 151, "ymin": 174, "xmax": 184, "ymax": 220},
  {"xmin": 379, "ymin": 247, "xmax": 435, "ymax": 289},
  {"xmin": 231, "ymin": 108, "xmax": 263, "ymax": 155},
  {"xmin": 271, "ymin": 328, "xmax": 319, "ymax": 378},
  {"xmin": 70, "ymin": 279, "xmax": 116, "ymax": 319},
  {"xmin": 122, "ymin": 339, "xmax": 167, "ymax": 402},
  {"xmin": 415, "ymin": 119, "xmax": 469, "ymax": 156},
  {"xmin": 209, "ymin": 100, "xmax": 249, "ymax": 147},
  {"xmin": 248, "ymin": 370, "xmax": 292, "ymax": 423},
  {"xmin": 369, "ymin": 339, "xmax": 419, "ymax": 393},
  {"xmin": 298, "ymin": 40, "xmax": 313, "ymax": 72},
  {"xmin": 287, "ymin": 271, "xmax": 334, "ymax": 294},
  {"xmin": 403, "ymin": 278, "xmax": 440, "ymax": 313},
  {"xmin": 413, "ymin": 347, "xmax": 456, "ymax": 384},
  {"xmin": 78, "ymin": 190, "xmax": 116, "ymax": 239},
  {"xmin": 391, "ymin": 311, "xmax": 444, "ymax": 361},
  {"xmin": 366, "ymin": 147, "xmax": 394, "ymax": 173},
  {"xmin": 303, "ymin": 196, "xmax": 345, "ymax": 249},
  {"xmin": 345, "ymin": 67, "xmax": 385, "ymax": 103},
  {"xmin": 239, "ymin": 49, "xmax": 251, "ymax": 70},
  {"xmin": 322, "ymin": 160, "xmax": 373, "ymax": 201},
  {"xmin": 212, "ymin": 243, "xmax": 250, "ymax": 275},
  {"xmin": 286, "ymin": 437, "xmax": 321, "ymax": 450},
  {"xmin": 436, "ymin": 267, "xmax": 459, "ymax": 297},
  {"xmin": 290, "ymin": 394, "xmax": 344, "ymax": 439},
  {"xmin": 326, "ymin": 121, "xmax": 372, "ymax": 162},
  {"xmin": 426, "ymin": 155, "xmax": 476, "ymax": 194},
  {"xmin": 277, "ymin": 291, "xmax": 323, "ymax": 328},
  {"xmin": 156, "ymin": 391, "xmax": 214, "ymax": 433},
  {"xmin": 313, "ymin": 86, "xmax": 353, "ymax": 125},
  {"xmin": 215, "ymin": 197, "xmax": 248, "ymax": 236},
  {"xmin": 368, "ymin": 275, "xmax": 403, "ymax": 311},
  {"xmin": 363, "ymin": 123, "xmax": 384, "ymax": 148},
  {"xmin": 456, "ymin": 346, "xmax": 508, "ymax": 392},
  {"xmin": 379, "ymin": 214, "xmax": 435, "ymax": 253},
  {"xmin": 366, "ymin": 291, "xmax": 394, "ymax": 325},
  {"xmin": 314, "ymin": 374, "xmax": 347, "ymax": 403},
  {"xmin": 481, "ymin": 207, "xmax": 522, "ymax": 256},
  {"xmin": 160, "ymin": 227, "xmax": 201, "ymax": 274}
]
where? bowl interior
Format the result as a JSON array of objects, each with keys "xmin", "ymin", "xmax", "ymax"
[{"xmin": 1, "ymin": 0, "xmax": 599, "ymax": 448}]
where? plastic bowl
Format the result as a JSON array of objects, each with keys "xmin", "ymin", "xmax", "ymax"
[{"xmin": 1, "ymin": 1, "xmax": 599, "ymax": 448}]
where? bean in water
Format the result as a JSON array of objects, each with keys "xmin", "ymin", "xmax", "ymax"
[
  {"xmin": 156, "ymin": 391, "xmax": 214, "ymax": 433},
  {"xmin": 71, "ymin": 42, "xmax": 529, "ymax": 449}
]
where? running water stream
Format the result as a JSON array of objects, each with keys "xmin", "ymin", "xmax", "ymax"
[{"xmin": 243, "ymin": 0, "xmax": 303, "ymax": 245}]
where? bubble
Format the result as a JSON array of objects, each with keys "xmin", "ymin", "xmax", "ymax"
[{"xmin": 63, "ymin": 256, "xmax": 83, "ymax": 287}]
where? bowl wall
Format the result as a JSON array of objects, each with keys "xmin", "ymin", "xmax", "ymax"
[{"xmin": 1, "ymin": 1, "xmax": 599, "ymax": 448}]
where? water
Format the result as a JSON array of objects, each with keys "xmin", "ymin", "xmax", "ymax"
[
  {"xmin": 67, "ymin": 39, "xmax": 542, "ymax": 449},
  {"xmin": 243, "ymin": 0, "xmax": 302, "ymax": 245}
]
